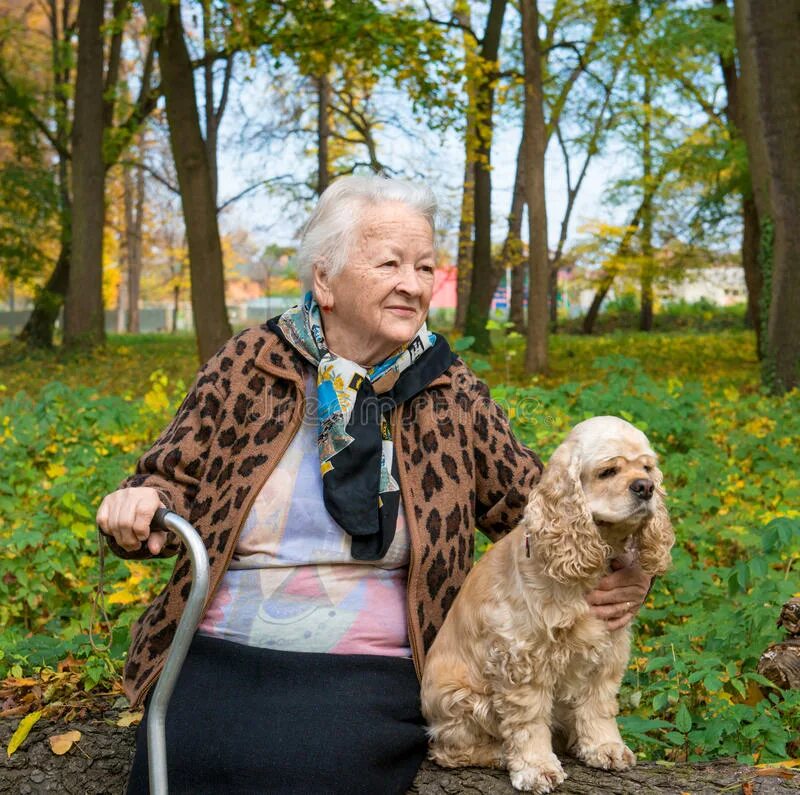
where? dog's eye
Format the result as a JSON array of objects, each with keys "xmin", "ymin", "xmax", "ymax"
[
  {"xmin": 598, "ymin": 467, "xmax": 618, "ymax": 479},
  {"xmin": 644, "ymin": 465, "xmax": 653, "ymax": 473}
]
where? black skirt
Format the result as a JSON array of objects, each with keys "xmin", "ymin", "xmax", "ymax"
[{"xmin": 126, "ymin": 634, "xmax": 428, "ymax": 795}]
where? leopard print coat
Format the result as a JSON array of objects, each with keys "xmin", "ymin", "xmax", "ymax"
[{"xmin": 104, "ymin": 325, "xmax": 543, "ymax": 708}]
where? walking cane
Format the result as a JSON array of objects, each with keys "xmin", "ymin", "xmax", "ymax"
[{"xmin": 146, "ymin": 508, "xmax": 210, "ymax": 795}]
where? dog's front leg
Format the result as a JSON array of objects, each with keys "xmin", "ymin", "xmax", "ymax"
[
  {"xmin": 495, "ymin": 685, "xmax": 566, "ymax": 794},
  {"xmin": 566, "ymin": 651, "xmax": 635, "ymax": 771}
]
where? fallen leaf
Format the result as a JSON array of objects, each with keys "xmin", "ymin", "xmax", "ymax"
[
  {"xmin": 48, "ymin": 730, "xmax": 81, "ymax": 755},
  {"xmin": 742, "ymin": 782, "xmax": 754, "ymax": 795},
  {"xmin": 754, "ymin": 768, "xmax": 797, "ymax": 779},
  {"xmin": 6, "ymin": 710, "xmax": 42, "ymax": 757},
  {"xmin": 116, "ymin": 710, "xmax": 143, "ymax": 727},
  {"xmin": 2, "ymin": 677, "xmax": 38, "ymax": 688},
  {"xmin": 756, "ymin": 759, "xmax": 800, "ymax": 769}
]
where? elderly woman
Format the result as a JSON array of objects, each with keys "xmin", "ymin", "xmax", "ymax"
[{"xmin": 97, "ymin": 175, "xmax": 650, "ymax": 794}]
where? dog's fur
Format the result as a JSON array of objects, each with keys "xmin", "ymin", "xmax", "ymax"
[{"xmin": 420, "ymin": 416, "xmax": 674, "ymax": 793}]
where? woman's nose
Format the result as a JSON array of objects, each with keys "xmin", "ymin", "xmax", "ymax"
[{"xmin": 396, "ymin": 265, "xmax": 423, "ymax": 296}]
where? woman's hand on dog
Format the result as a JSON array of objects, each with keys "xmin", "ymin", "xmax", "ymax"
[
  {"xmin": 96, "ymin": 487, "xmax": 167, "ymax": 554},
  {"xmin": 586, "ymin": 552, "xmax": 652, "ymax": 630}
]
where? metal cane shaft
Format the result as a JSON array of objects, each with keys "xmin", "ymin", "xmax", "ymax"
[{"xmin": 146, "ymin": 509, "xmax": 210, "ymax": 795}]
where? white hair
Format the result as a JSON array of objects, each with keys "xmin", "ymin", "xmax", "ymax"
[{"xmin": 296, "ymin": 175, "xmax": 438, "ymax": 290}]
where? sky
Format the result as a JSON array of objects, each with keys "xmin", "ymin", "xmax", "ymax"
[{"xmin": 209, "ymin": 61, "xmax": 632, "ymax": 265}]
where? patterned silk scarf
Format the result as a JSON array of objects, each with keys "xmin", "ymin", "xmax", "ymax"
[{"xmin": 277, "ymin": 292, "xmax": 437, "ymax": 560}]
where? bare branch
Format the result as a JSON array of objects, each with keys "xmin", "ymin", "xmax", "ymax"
[
  {"xmin": 423, "ymin": 0, "xmax": 478, "ymax": 42},
  {"xmin": 214, "ymin": 54, "xmax": 235, "ymax": 126},
  {"xmin": 216, "ymin": 174, "xmax": 303, "ymax": 213},
  {"xmin": 120, "ymin": 158, "xmax": 179, "ymax": 194}
]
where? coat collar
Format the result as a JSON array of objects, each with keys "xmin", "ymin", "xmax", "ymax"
[
  {"xmin": 253, "ymin": 324, "xmax": 306, "ymax": 384},
  {"xmin": 254, "ymin": 320, "xmax": 456, "ymax": 391}
]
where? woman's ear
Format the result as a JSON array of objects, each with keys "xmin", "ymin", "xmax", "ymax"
[
  {"xmin": 312, "ymin": 263, "xmax": 334, "ymax": 310},
  {"xmin": 635, "ymin": 468, "xmax": 674, "ymax": 576},
  {"xmin": 523, "ymin": 441, "xmax": 610, "ymax": 584}
]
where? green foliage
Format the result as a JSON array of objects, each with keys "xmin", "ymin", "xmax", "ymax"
[
  {"xmin": 1, "ymin": 331, "xmax": 797, "ymax": 762},
  {"xmin": 0, "ymin": 162, "xmax": 61, "ymax": 283},
  {"xmin": 0, "ymin": 374, "xmax": 183, "ymax": 688}
]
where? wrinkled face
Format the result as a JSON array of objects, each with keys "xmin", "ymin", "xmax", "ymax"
[
  {"xmin": 313, "ymin": 201, "xmax": 435, "ymax": 366},
  {"xmin": 581, "ymin": 437, "xmax": 659, "ymax": 529}
]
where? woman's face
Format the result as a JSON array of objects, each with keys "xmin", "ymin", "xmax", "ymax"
[{"xmin": 314, "ymin": 201, "xmax": 436, "ymax": 366}]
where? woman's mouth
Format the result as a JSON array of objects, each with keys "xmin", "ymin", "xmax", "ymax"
[{"xmin": 386, "ymin": 306, "xmax": 416, "ymax": 316}]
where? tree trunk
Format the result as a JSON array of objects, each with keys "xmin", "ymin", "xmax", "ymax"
[
  {"xmin": 454, "ymin": 154, "xmax": 474, "ymax": 333},
  {"xmin": 453, "ymin": 3, "xmax": 477, "ymax": 333},
  {"xmin": 316, "ymin": 73, "xmax": 331, "ymax": 196},
  {"xmin": 502, "ymin": 133, "xmax": 527, "ymax": 333},
  {"xmin": 639, "ymin": 74, "xmax": 654, "ymax": 332},
  {"xmin": 521, "ymin": 0, "xmax": 548, "ymax": 374},
  {"xmin": 485, "ymin": 132, "xmax": 528, "ymax": 327},
  {"xmin": 548, "ymin": 265, "xmax": 558, "ymax": 330},
  {"xmin": 741, "ymin": 195, "xmax": 762, "ymax": 343},
  {"xmin": 201, "ymin": 0, "xmax": 232, "ymax": 210},
  {"xmin": 116, "ymin": 267, "xmax": 126, "ymax": 333},
  {"xmin": 732, "ymin": 1, "xmax": 773, "ymax": 222},
  {"xmin": 124, "ymin": 163, "xmax": 145, "ymax": 333},
  {"xmin": 582, "ymin": 275, "xmax": 614, "ymax": 335},
  {"xmin": 143, "ymin": 0, "xmax": 232, "ymax": 362},
  {"xmin": 639, "ymin": 274, "xmax": 653, "ymax": 332},
  {"xmin": 63, "ymin": 0, "xmax": 106, "ymax": 349},
  {"xmin": 463, "ymin": 0, "xmax": 508, "ymax": 352},
  {"xmin": 19, "ymin": 0, "xmax": 73, "ymax": 349},
  {"xmin": 713, "ymin": 0, "xmax": 762, "ymax": 354},
  {"xmin": 509, "ymin": 260, "xmax": 525, "ymax": 332},
  {"xmin": 735, "ymin": 0, "xmax": 800, "ymax": 393},
  {"xmin": 2, "ymin": 711, "xmax": 798, "ymax": 795},
  {"xmin": 18, "ymin": 236, "xmax": 70, "ymax": 347},
  {"xmin": 173, "ymin": 282, "xmax": 180, "ymax": 333}
]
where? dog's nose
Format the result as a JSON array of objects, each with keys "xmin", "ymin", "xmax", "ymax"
[{"xmin": 630, "ymin": 478, "xmax": 654, "ymax": 500}]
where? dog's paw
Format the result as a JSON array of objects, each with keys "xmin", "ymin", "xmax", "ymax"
[
  {"xmin": 576, "ymin": 741, "xmax": 636, "ymax": 771},
  {"xmin": 508, "ymin": 754, "xmax": 566, "ymax": 793}
]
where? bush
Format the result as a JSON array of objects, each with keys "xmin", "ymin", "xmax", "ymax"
[
  {"xmin": 558, "ymin": 297, "xmax": 748, "ymax": 334},
  {"xmin": 0, "ymin": 374, "xmax": 182, "ymax": 688}
]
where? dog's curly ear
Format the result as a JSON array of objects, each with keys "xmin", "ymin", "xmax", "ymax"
[
  {"xmin": 523, "ymin": 440, "xmax": 610, "ymax": 583},
  {"xmin": 636, "ymin": 466, "xmax": 674, "ymax": 576}
]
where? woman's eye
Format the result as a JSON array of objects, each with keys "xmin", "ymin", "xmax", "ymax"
[
  {"xmin": 418, "ymin": 264, "xmax": 434, "ymax": 274},
  {"xmin": 598, "ymin": 467, "xmax": 618, "ymax": 479},
  {"xmin": 380, "ymin": 260, "xmax": 398, "ymax": 268}
]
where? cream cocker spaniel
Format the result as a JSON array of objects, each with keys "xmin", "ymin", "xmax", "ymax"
[{"xmin": 421, "ymin": 416, "xmax": 674, "ymax": 793}]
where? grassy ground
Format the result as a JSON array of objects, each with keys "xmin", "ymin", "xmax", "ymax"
[{"xmin": 0, "ymin": 327, "xmax": 760, "ymax": 397}]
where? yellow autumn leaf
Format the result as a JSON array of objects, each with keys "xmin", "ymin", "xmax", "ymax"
[
  {"xmin": 116, "ymin": 710, "xmax": 143, "ymax": 727},
  {"xmin": 7, "ymin": 710, "xmax": 42, "ymax": 757},
  {"xmin": 124, "ymin": 562, "xmax": 150, "ymax": 587},
  {"xmin": 45, "ymin": 462, "xmax": 67, "ymax": 479},
  {"xmin": 48, "ymin": 730, "xmax": 81, "ymax": 755},
  {"xmin": 106, "ymin": 589, "xmax": 141, "ymax": 605},
  {"xmin": 756, "ymin": 759, "xmax": 800, "ymax": 769},
  {"xmin": 143, "ymin": 385, "xmax": 169, "ymax": 413}
]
